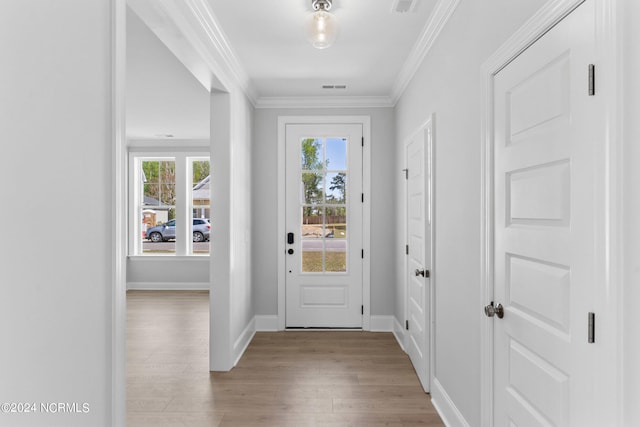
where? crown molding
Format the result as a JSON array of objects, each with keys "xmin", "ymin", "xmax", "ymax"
[
  {"xmin": 142, "ymin": 0, "xmax": 256, "ymax": 103},
  {"xmin": 255, "ymin": 95, "xmax": 394, "ymax": 109},
  {"xmin": 182, "ymin": 0, "xmax": 258, "ymax": 102},
  {"xmin": 390, "ymin": 0, "xmax": 461, "ymax": 105}
]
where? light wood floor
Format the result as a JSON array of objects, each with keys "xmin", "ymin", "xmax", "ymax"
[{"xmin": 127, "ymin": 290, "xmax": 445, "ymax": 427}]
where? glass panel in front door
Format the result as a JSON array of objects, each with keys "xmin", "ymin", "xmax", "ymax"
[{"xmin": 300, "ymin": 137, "xmax": 348, "ymax": 273}]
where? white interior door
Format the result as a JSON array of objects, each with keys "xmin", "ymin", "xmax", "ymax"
[
  {"xmin": 491, "ymin": 1, "xmax": 600, "ymax": 425},
  {"xmin": 285, "ymin": 123, "xmax": 363, "ymax": 328},
  {"xmin": 405, "ymin": 122, "xmax": 432, "ymax": 392}
]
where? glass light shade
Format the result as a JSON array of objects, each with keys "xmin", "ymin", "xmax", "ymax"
[{"xmin": 306, "ymin": 10, "xmax": 338, "ymax": 49}]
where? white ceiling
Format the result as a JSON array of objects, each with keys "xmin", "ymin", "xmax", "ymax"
[
  {"xmin": 126, "ymin": 0, "xmax": 447, "ymax": 139},
  {"xmin": 206, "ymin": 0, "xmax": 438, "ymax": 99}
]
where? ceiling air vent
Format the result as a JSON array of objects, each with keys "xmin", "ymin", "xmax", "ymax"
[{"xmin": 391, "ymin": 0, "xmax": 417, "ymax": 13}]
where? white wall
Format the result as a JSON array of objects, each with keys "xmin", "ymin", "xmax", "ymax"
[
  {"xmin": 209, "ymin": 89, "xmax": 255, "ymax": 370},
  {"xmin": 210, "ymin": 91, "xmax": 232, "ymax": 370},
  {"xmin": 623, "ymin": 0, "xmax": 640, "ymax": 424},
  {"xmin": 126, "ymin": 7, "xmax": 210, "ymax": 140},
  {"xmin": 0, "ymin": 1, "xmax": 112, "ymax": 426},
  {"xmin": 230, "ymin": 91, "xmax": 255, "ymax": 361},
  {"xmin": 127, "ymin": 258, "xmax": 209, "ymax": 289},
  {"xmin": 252, "ymin": 107, "xmax": 396, "ymax": 318},
  {"xmin": 394, "ymin": 1, "xmax": 545, "ymax": 424}
]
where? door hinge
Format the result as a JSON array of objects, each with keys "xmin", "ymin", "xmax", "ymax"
[
  {"xmin": 361, "ymin": 193, "xmax": 364, "ymax": 203},
  {"xmin": 361, "ymin": 136, "xmax": 364, "ymax": 147},
  {"xmin": 588, "ymin": 64, "xmax": 595, "ymax": 96},
  {"xmin": 361, "ymin": 305, "xmax": 364, "ymax": 315},
  {"xmin": 405, "ymin": 245, "xmax": 409, "ymax": 255},
  {"xmin": 588, "ymin": 312, "xmax": 595, "ymax": 343},
  {"xmin": 361, "ymin": 249, "xmax": 364, "ymax": 259},
  {"xmin": 402, "ymin": 168, "xmax": 408, "ymax": 180},
  {"xmin": 405, "ymin": 320, "xmax": 409, "ymax": 330}
]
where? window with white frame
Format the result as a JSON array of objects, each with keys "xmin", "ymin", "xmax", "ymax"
[{"xmin": 130, "ymin": 153, "xmax": 210, "ymax": 256}]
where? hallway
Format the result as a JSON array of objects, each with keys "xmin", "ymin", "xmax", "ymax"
[{"xmin": 126, "ymin": 291, "xmax": 444, "ymax": 426}]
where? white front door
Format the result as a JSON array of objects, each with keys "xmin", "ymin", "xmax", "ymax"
[
  {"xmin": 491, "ymin": 1, "xmax": 600, "ymax": 425},
  {"xmin": 405, "ymin": 121, "xmax": 433, "ymax": 392},
  {"xmin": 285, "ymin": 123, "xmax": 363, "ymax": 328}
]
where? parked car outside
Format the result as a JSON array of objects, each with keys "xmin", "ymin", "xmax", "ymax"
[{"xmin": 146, "ymin": 218, "xmax": 211, "ymax": 242}]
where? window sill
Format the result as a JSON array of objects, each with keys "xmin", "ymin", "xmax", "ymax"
[{"xmin": 127, "ymin": 255, "xmax": 210, "ymax": 262}]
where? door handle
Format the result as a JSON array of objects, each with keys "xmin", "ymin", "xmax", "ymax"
[
  {"xmin": 287, "ymin": 232, "xmax": 294, "ymax": 245},
  {"xmin": 484, "ymin": 302, "xmax": 504, "ymax": 319}
]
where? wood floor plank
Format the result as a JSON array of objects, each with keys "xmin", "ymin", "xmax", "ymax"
[
  {"xmin": 127, "ymin": 290, "xmax": 444, "ymax": 427},
  {"xmin": 126, "ymin": 398, "xmax": 172, "ymax": 413},
  {"xmin": 127, "ymin": 411, "xmax": 224, "ymax": 427},
  {"xmin": 332, "ymin": 397, "xmax": 437, "ymax": 414}
]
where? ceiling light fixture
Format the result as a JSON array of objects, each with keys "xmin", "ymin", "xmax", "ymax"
[{"xmin": 306, "ymin": 0, "xmax": 338, "ymax": 49}]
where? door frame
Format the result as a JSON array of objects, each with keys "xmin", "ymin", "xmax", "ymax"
[
  {"xmin": 277, "ymin": 116, "xmax": 371, "ymax": 330},
  {"xmin": 479, "ymin": 0, "xmax": 622, "ymax": 425},
  {"xmin": 112, "ymin": 0, "xmax": 127, "ymax": 424},
  {"xmin": 403, "ymin": 114, "xmax": 436, "ymax": 391}
]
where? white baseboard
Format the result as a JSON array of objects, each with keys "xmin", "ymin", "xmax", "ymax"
[
  {"xmin": 369, "ymin": 315, "xmax": 395, "ymax": 332},
  {"xmin": 232, "ymin": 317, "xmax": 256, "ymax": 367},
  {"xmin": 126, "ymin": 282, "xmax": 210, "ymax": 290},
  {"xmin": 255, "ymin": 315, "xmax": 279, "ymax": 331},
  {"xmin": 393, "ymin": 317, "xmax": 406, "ymax": 352},
  {"xmin": 431, "ymin": 377, "xmax": 470, "ymax": 427}
]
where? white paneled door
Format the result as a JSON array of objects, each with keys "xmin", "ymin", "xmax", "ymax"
[
  {"xmin": 405, "ymin": 121, "xmax": 433, "ymax": 392},
  {"xmin": 285, "ymin": 124, "xmax": 363, "ymax": 328},
  {"xmin": 491, "ymin": 1, "xmax": 601, "ymax": 425}
]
